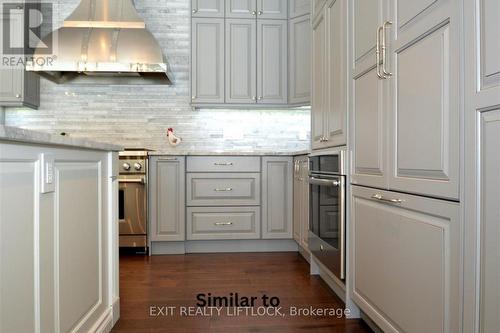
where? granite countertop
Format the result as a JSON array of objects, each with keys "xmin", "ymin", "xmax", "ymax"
[
  {"xmin": 148, "ymin": 149, "xmax": 311, "ymax": 156},
  {"xmin": 0, "ymin": 126, "xmax": 123, "ymax": 151}
]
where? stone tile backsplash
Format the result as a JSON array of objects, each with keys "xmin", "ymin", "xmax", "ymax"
[{"xmin": 4, "ymin": 0, "xmax": 311, "ymax": 153}]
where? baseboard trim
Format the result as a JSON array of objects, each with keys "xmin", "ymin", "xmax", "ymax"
[
  {"xmin": 310, "ymin": 254, "xmax": 346, "ymax": 303},
  {"xmin": 89, "ymin": 308, "xmax": 113, "ymax": 333},
  {"xmin": 298, "ymin": 244, "xmax": 310, "ymax": 263},
  {"xmin": 151, "ymin": 239, "xmax": 298, "ymax": 255},
  {"xmin": 112, "ymin": 297, "xmax": 120, "ymax": 326}
]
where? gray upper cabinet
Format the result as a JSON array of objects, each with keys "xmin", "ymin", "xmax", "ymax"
[
  {"xmin": 191, "ymin": 18, "xmax": 225, "ymax": 104},
  {"xmin": 149, "ymin": 156, "xmax": 186, "ymax": 242},
  {"xmin": 350, "ymin": 0, "xmax": 387, "ymax": 189},
  {"xmin": 257, "ymin": 0, "xmax": 287, "ymax": 19},
  {"xmin": 289, "ymin": 0, "xmax": 310, "ymax": 18},
  {"xmin": 257, "ymin": 20, "xmax": 287, "ymax": 104},
  {"xmin": 386, "ymin": 0, "xmax": 460, "ymax": 200},
  {"xmin": 226, "ymin": 0, "xmax": 257, "ymax": 18},
  {"xmin": 311, "ymin": 9, "xmax": 327, "ymax": 149},
  {"xmin": 312, "ymin": 0, "xmax": 347, "ymax": 149},
  {"xmin": 0, "ymin": 5, "xmax": 39, "ymax": 109},
  {"xmin": 191, "ymin": 0, "xmax": 225, "ymax": 17},
  {"xmin": 289, "ymin": 14, "xmax": 311, "ymax": 105},
  {"xmin": 262, "ymin": 157, "xmax": 293, "ymax": 239},
  {"xmin": 225, "ymin": 19, "xmax": 257, "ymax": 103}
]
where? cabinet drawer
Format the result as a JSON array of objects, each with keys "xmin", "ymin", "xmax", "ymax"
[
  {"xmin": 187, "ymin": 173, "xmax": 261, "ymax": 206},
  {"xmin": 187, "ymin": 207, "xmax": 261, "ymax": 240},
  {"xmin": 186, "ymin": 156, "xmax": 260, "ymax": 172}
]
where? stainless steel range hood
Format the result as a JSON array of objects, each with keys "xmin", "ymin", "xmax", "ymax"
[{"xmin": 26, "ymin": 0, "xmax": 172, "ymax": 85}]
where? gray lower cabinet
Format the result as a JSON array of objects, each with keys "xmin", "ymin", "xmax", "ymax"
[
  {"xmin": 262, "ymin": 156, "xmax": 293, "ymax": 239},
  {"xmin": 191, "ymin": 0, "xmax": 225, "ymax": 17},
  {"xmin": 257, "ymin": 19, "xmax": 287, "ymax": 104},
  {"xmin": 226, "ymin": 0, "xmax": 257, "ymax": 18},
  {"xmin": 350, "ymin": 185, "xmax": 460, "ymax": 333},
  {"xmin": 149, "ymin": 156, "xmax": 186, "ymax": 242},
  {"xmin": 191, "ymin": 18, "xmax": 225, "ymax": 104},
  {"xmin": 187, "ymin": 206, "xmax": 261, "ymax": 240},
  {"xmin": 0, "ymin": 4, "xmax": 39, "ymax": 109},
  {"xmin": 257, "ymin": 0, "xmax": 287, "ymax": 19},
  {"xmin": 289, "ymin": 14, "xmax": 311, "ymax": 105},
  {"xmin": 293, "ymin": 155, "xmax": 309, "ymax": 249}
]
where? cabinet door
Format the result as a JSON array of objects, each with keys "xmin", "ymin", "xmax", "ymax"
[
  {"xmin": 0, "ymin": 8, "xmax": 24, "ymax": 105},
  {"xmin": 479, "ymin": 110, "xmax": 500, "ymax": 333},
  {"xmin": 350, "ymin": 185, "xmax": 460, "ymax": 333},
  {"xmin": 293, "ymin": 159, "xmax": 301, "ymax": 243},
  {"xmin": 225, "ymin": 19, "xmax": 257, "ymax": 104},
  {"xmin": 191, "ymin": 18, "xmax": 225, "ymax": 104},
  {"xmin": 149, "ymin": 157, "xmax": 186, "ymax": 242},
  {"xmin": 350, "ymin": 0, "xmax": 387, "ymax": 188},
  {"xmin": 289, "ymin": 0, "xmax": 310, "ymax": 18},
  {"xmin": 299, "ymin": 158, "xmax": 309, "ymax": 248},
  {"xmin": 289, "ymin": 15, "xmax": 311, "ymax": 105},
  {"xmin": 257, "ymin": 20, "xmax": 287, "ymax": 104},
  {"xmin": 191, "ymin": 0, "xmax": 224, "ymax": 17},
  {"xmin": 262, "ymin": 157, "xmax": 293, "ymax": 239},
  {"xmin": 386, "ymin": 0, "xmax": 460, "ymax": 200},
  {"xmin": 325, "ymin": 0, "xmax": 346, "ymax": 147},
  {"xmin": 311, "ymin": 10, "xmax": 327, "ymax": 149},
  {"xmin": 257, "ymin": 0, "xmax": 287, "ymax": 19},
  {"xmin": 226, "ymin": 0, "xmax": 257, "ymax": 18}
]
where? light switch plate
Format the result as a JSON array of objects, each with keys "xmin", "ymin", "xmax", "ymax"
[{"xmin": 40, "ymin": 153, "xmax": 55, "ymax": 193}]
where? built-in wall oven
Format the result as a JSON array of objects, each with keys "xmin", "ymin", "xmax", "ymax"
[{"xmin": 309, "ymin": 149, "xmax": 346, "ymax": 281}]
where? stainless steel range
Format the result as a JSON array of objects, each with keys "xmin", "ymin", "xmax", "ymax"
[{"xmin": 118, "ymin": 149, "xmax": 150, "ymax": 253}]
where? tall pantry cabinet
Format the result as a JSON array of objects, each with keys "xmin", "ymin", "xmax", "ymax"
[{"xmin": 348, "ymin": 0, "xmax": 462, "ymax": 332}]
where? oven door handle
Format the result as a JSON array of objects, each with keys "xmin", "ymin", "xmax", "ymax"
[
  {"xmin": 119, "ymin": 178, "xmax": 145, "ymax": 184},
  {"xmin": 308, "ymin": 177, "xmax": 341, "ymax": 187}
]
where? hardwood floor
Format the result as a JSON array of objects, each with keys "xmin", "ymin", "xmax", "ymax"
[{"xmin": 112, "ymin": 252, "xmax": 372, "ymax": 333}]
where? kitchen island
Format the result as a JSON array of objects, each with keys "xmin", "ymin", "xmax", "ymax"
[{"xmin": 0, "ymin": 126, "xmax": 121, "ymax": 333}]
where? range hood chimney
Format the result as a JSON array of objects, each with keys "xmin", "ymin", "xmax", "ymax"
[{"xmin": 26, "ymin": 0, "xmax": 172, "ymax": 85}]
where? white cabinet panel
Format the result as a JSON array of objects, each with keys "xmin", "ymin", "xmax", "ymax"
[
  {"xmin": 0, "ymin": 161, "xmax": 37, "ymax": 333},
  {"xmin": 289, "ymin": 15, "xmax": 311, "ymax": 104},
  {"xmin": 289, "ymin": 0, "xmax": 310, "ymax": 18},
  {"xmin": 479, "ymin": 110, "xmax": 500, "ymax": 333},
  {"xmin": 388, "ymin": 0, "xmax": 460, "ymax": 200},
  {"xmin": 350, "ymin": 185, "xmax": 460, "ymax": 333},
  {"xmin": 397, "ymin": 0, "xmax": 437, "ymax": 28},
  {"xmin": 257, "ymin": 20, "xmax": 287, "ymax": 104},
  {"xmin": 191, "ymin": 0, "xmax": 224, "ymax": 17},
  {"xmin": 352, "ymin": 0, "xmax": 380, "ymax": 73},
  {"xmin": 225, "ymin": 19, "xmax": 257, "ymax": 103},
  {"xmin": 149, "ymin": 157, "xmax": 186, "ymax": 242},
  {"xmin": 191, "ymin": 18, "xmax": 225, "ymax": 103},
  {"xmin": 325, "ymin": 0, "xmax": 347, "ymax": 146},
  {"xmin": 311, "ymin": 10, "xmax": 327, "ymax": 149},
  {"xmin": 262, "ymin": 157, "xmax": 293, "ymax": 239},
  {"xmin": 226, "ymin": 0, "xmax": 257, "ymax": 18},
  {"xmin": 351, "ymin": 69, "xmax": 386, "ymax": 188},
  {"xmin": 257, "ymin": 0, "xmax": 287, "ymax": 19},
  {"xmin": 480, "ymin": 0, "xmax": 500, "ymax": 89}
]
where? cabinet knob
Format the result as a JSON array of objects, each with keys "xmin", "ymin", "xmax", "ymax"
[
  {"xmin": 258, "ymin": 96, "xmax": 263, "ymax": 100},
  {"xmin": 192, "ymin": 8, "xmax": 198, "ymax": 13},
  {"xmin": 15, "ymin": 94, "xmax": 21, "ymax": 98},
  {"xmin": 252, "ymin": 96, "xmax": 256, "ymax": 101},
  {"xmin": 258, "ymin": 10, "xmax": 263, "ymax": 15},
  {"xmin": 191, "ymin": 96, "xmax": 196, "ymax": 100},
  {"xmin": 251, "ymin": 10, "xmax": 257, "ymax": 15}
]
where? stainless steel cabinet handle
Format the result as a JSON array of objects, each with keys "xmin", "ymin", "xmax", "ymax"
[
  {"xmin": 109, "ymin": 176, "xmax": 118, "ymax": 181},
  {"xmin": 159, "ymin": 157, "xmax": 178, "ymax": 161},
  {"xmin": 215, "ymin": 222, "xmax": 233, "ymax": 226},
  {"xmin": 308, "ymin": 177, "xmax": 341, "ymax": 187},
  {"xmin": 320, "ymin": 244, "xmax": 324, "ymax": 251},
  {"xmin": 192, "ymin": 8, "xmax": 198, "ymax": 13},
  {"xmin": 381, "ymin": 21, "xmax": 393, "ymax": 77},
  {"xmin": 119, "ymin": 178, "xmax": 145, "ymax": 184},
  {"xmin": 371, "ymin": 193, "xmax": 403, "ymax": 204},
  {"xmin": 214, "ymin": 187, "xmax": 233, "ymax": 192},
  {"xmin": 214, "ymin": 162, "xmax": 233, "ymax": 166},
  {"xmin": 376, "ymin": 26, "xmax": 385, "ymax": 79}
]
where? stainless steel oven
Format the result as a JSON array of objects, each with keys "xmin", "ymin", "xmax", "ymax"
[
  {"xmin": 118, "ymin": 150, "xmax": 149, "ymax": 253},
  {"xmin": 309, "ymin": 149, "xmax": 346, "ymax": 280}
]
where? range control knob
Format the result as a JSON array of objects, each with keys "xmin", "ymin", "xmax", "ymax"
[
  {"xmin": 134, "ymin": 163, "xmax": 142, "ymax": 171},
  {"xmin": 122, "ymin": 162, "xmax": 131, "ymax": 171}
]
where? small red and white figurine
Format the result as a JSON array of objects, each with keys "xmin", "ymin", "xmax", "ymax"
[{"xmin": 166, "ymin": 128, "xmax": 182, "ymax": 146}]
